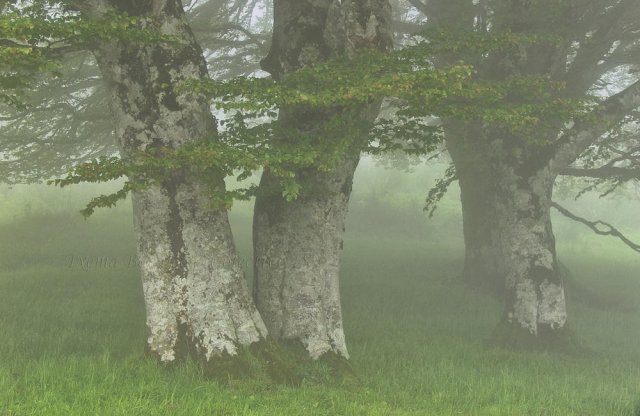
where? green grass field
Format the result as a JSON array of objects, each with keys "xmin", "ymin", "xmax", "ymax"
[{"xmin": 1, "ymin": 187, "xmax": 639, "ymax": 415}]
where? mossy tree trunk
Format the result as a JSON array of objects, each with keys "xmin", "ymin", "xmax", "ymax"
[
  {"xmin": 81, "ymin": 0, "xmax": 267, "ymax": 365},
  {"xmin": 253, "ymin": 0, "xmax": 393, "ymax": 359},
  {"xmin": 491, "ymin": 158, "xmax": 567, "ymax": 339}
]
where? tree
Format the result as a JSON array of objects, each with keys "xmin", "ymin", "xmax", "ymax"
[
  {"xmin": 188, "ymin": 0, "xmax": 271, "ymax": 79},
  {"xmin": 411, "ymin": 0, "xmax": 640, "ymax": 346},
  {"xmin": 0, "ymin": 1, "xmax": 173, "ymax": 182},
  {"xmin": 62, "ymin": 0, "xmax": 269, "ymax": 368},
  {"xmin": 251, "ymin": 0, "xmax": 394, "ymax": 360},
  {"xmin": 154, "ymin": 0, "xmax": 564, "ymax": 359}
]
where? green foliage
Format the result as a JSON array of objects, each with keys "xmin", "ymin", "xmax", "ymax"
[
  {"xmin": 189, "ymin": 34, "xmax": 586, "ymax": 145},
  {"xmin": 424, "ymin": 163, "xmax": 457, "ymax": 217},
  {"xmin": 407, "ymin": 28, "xmax": 563, "ymax": 57},
  {"xmin": 48, "ymin": 27, "xmax": 589, "ymax": 215}
]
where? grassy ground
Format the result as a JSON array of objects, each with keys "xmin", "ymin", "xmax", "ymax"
[{"xmin": 0, "ymin": 197, "xmax": 639, "ymax": 415}]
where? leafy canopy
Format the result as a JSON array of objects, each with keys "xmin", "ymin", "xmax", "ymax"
[{"xmin": 52, "ymin": 30, "xmax": 591, "ymax": 216}]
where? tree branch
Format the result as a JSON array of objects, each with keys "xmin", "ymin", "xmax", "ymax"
[
  {"xmin": 551, "ymin": 201, "xmax": 640, "ymax": 253},
  {"xmin": 204, "ymin": 22, "xmax": 268, "ymax": 50},
  {"xmin": 405, "ymin": 0, "xmax": 430, "ymax": 16},
  {"xmin": 561, "ymin": 166, "xmax": 640, "ymax": 180},
  {"xmin": 553, "ymin": 79, "xmax": 640, "ymax": 172}
]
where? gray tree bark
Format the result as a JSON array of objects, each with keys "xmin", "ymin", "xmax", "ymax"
[
  {"xmin": 253, "ymin": 157, "xmax": 359, "ymax": 359},
  {"xmin": 84, "ymin": 0, "xmax": 267, "ymax": 364},
  {"xmin": 447, "ymin": 128, "xmax": 567, "ymax": 339},
  {"xmin": 491, "ymin": 156, "xmax": 567, "ymax": 338},
  {"xmin": 446, "ymin": 126, "xmax": 503, "ymax": 295},
  {"xmin": 253, "ymin": 0, "xmax": 393, "ymax": 359}
]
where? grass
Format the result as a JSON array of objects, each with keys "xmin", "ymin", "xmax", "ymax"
[{"xmin": 0, "ymin": 199, "xmax": 639, "ymax": 415}]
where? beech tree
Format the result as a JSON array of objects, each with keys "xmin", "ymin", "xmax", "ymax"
[
  {"xmin": 10, "ymin": 0, "xmax": 626, "ymax": 363},
  {"xmin": 62, "ymin": 0, "xmax": 269, "ymax": 367},
  {"xmin": 71, "ymin": 1, "xmax": 570, "ymax": 360},
  {"xmin": 251, "ymin": 0, "xmax": 394, "ymax": 360},
  {"xmin": 409, "ymin": 0, "xmax": 640, "ymax": 345}
]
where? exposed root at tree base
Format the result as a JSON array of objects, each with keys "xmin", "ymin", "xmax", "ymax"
[
  {"xmin": 142, "ymin": 338, "xmax": 360, "ymax": 385},
  {"xmin": 143, "ymin": 338, "xmax": 300, "ymax": 385},
  {"xmin": 196, "ymin": 339, "xmax": 304, "ymax": 385}
]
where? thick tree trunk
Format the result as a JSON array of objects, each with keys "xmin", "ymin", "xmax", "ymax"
[
  {"xmin": 253, "ymin": 157, "xmax": 358, "ymax": 359},
  {"xmin": 90, "ymin": 0, "xmax": 266, "ymax": 364},
  {"xmin": 131, "ymin": 179, "xmax": 266, "ymax": 363},
  {"xmin": 492, "ymin": 167, "xmax": 567, "ymax": 341},
  {"xmin": 448, "ymin": 130, "xmax": 567, "ymax": 341},
  {"xmin": 253, "ymin": 0, "xmax": 393, "ymax": 359}
]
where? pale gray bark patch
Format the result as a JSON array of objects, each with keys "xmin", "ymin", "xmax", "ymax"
[
  {"xmin": 494, "ymin": 156, "xmax": 567, "ymax": 335},
  {"xmin": 175, "ymin": 180, "xmax": 267, "ymax": 359},
  {"xmin": 133, "ymin": 179, "xmax": 267, "ymax": 362},
  {"xmin": 537, "ymin": 279, "xmax": 566, "ymax": 330},
  {"xmin": 87, "ymin": 1, "xmax": 267, "ymax": 362}
]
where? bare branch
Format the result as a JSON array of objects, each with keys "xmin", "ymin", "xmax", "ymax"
[
  {"xmin": 562, "ymin": 166, "xmax": 640, "ymax": 180},
  {"xmin": 551, "ymin": 202, "xmax": 640, "ymax": 253},
  {"xmin": 553, "ymin": 79, "xmax": 640, "ymax": 171},
  {"xmin": 405, "ymin": 0, "xmax": 430, "ymax": 16},
  {"xmin": 206, "ymin": 22, "xmax": 268, "ymax": 50}
]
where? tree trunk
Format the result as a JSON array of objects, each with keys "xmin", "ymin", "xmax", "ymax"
[
  {"xmin": 90, "ymin": 0, "xmax": 266, "ymax": 364},
  {"xmin": 130, "ymin": 179, "xmax": 266, "ymax": 363},
  {"xmin": 253, "ymin": 157, "xmax": 358, "ymax": 359},
  {"xmin": 448, "ymin": 130, "xmax": 567, "ymax": 342},
  {"xmin": 492, "ymin": 165, "xmax": 567, "ymax": 342},
  {"xmin": 253, "ymin": 0, "xmax": 393, "ymax": 359},
  {"xmin": 446, "ymin": 128, "xmax": 503, "ymax": 295}
]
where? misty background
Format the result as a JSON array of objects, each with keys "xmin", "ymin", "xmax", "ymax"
[{"xmin": 1, "ymin": 157, "xmax": 638, "ymax": 291}]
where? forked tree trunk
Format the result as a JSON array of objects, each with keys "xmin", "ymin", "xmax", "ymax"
[
  {"xmin": 89, "ymin": 0, "xmax": 266, "ymax": 364},
  {"xmin": 448, "ymin": 131, "xmax": 567, "ymax": 342},
  {"xmin": 253, "ymin": 0, "xmax": 393, "ymax": 359}
]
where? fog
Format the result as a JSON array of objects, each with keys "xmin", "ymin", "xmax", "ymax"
[
  {"xmin": 1, "ymin": 156, "xmax": 638, "ymax": 299},
  {"xmin": 3, "ymin": 0, "xmax": 640, "ymax": 414},
  {"xmin": 2, "ymin": 156, "xmax": 638, "ymax": 308},
  {"xmin": 1, "ymin": 154, "xmax": 640, "ymax": 414}
]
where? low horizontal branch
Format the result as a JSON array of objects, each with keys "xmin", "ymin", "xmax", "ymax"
[
  {"xmin": 561, "ymin": 166, "xmax": 640, "ymax": 180},
  {"xmin": 551, "ymin": 201, "xmax": 640, "ymax": 253}
]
